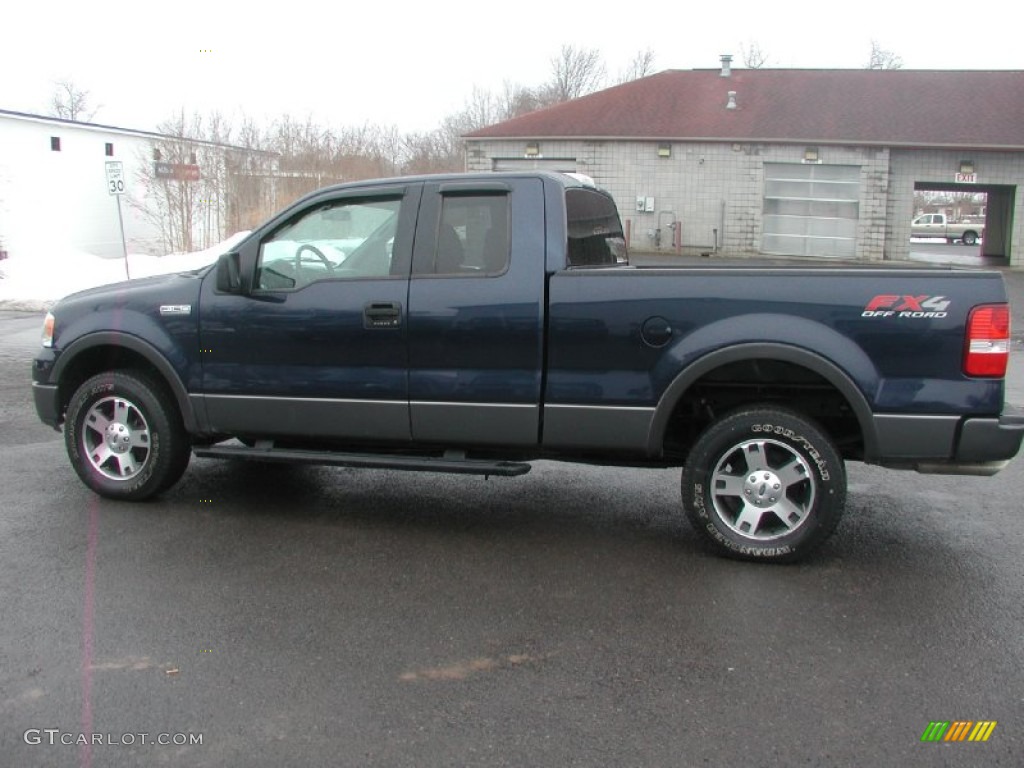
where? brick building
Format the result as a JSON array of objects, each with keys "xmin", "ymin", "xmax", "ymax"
[{"xmin": 465, "ymin": 60, "xmax": 1024, "ymax": 266}]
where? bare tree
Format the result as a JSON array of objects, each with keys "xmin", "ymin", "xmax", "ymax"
[
  {"xmin": 549, "ymin": 45, "xmax": 606, "ymax": 102},
  {"xmin": 866, "ymin": 40, "xmax": 903, "ymax": 70},
  {"xmin": 406, "ymin": 84, "xmax": 535, "ymax": 174},
  {"xmin": 499, "ymin": 81, "xmax": 561, "ymax": 119},
  {"xmin": 740, "ymin": 41, "xmax": 769, "ymax": 69},
  {"xmin": 132, "ymin": 110, "xmax": 252, "ymax": 253},
  {"xmin": 618, "ymin": 48, "xmax": 656, "ymax": 83},
  {"xmin": 137, "ymin": 111, "xmax": 204, "ymax": 253},
  {"xmin": 401, "ymin": 129, "xmax": 460, "ymax": 176},
  {"xmin": 454, "ymin": 86, "xmax": 505, "ymax": 131},
  {"xmin": 49, "ymin": 80, "xmax": 98, "ymax": 122},
  {"xmin": 225, "ymin": 115, "xmax": 277, "ymax": 232}
]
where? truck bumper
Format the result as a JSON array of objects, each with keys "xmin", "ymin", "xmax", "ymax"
[
  {"xmin": 956, "ymin": 406, "xmax": 1024, "ymax": 462},
  {"xmin": 909, "ymin": 406, "xmax": 1024, "ymax": 476},
  {"xmin": 873, "ymin": 406, "xmax": 1024, "ymax": 476}
]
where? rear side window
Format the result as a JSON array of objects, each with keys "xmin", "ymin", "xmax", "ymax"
[
  {"xmin": 566, "ymin": 187, "xmax": 627, "ymax": 267},
  {"xmin": 432, "ymin": 194, "xmax": 510, "ymax": 276}
]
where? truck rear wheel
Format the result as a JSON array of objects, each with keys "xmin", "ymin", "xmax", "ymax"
[
  {"xmin": 64, "ymin": 371, "xmax": 191, "ymax": 500},
  {"xmin": 962, "ymin": 231, "xmax": 978, "ymax": 245},
  {"xmin": 681, "ymin": 406, "xmax": 846, "ymax": 563}
]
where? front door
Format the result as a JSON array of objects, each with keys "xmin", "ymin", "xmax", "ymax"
[{"xmin": 198, "ymin": 183, "xmax": 421, "ymax": 443}]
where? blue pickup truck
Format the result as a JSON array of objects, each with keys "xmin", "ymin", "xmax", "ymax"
[{"xmin": 31, "ymin": 172, "xmax": 1023, "ymax": 562}]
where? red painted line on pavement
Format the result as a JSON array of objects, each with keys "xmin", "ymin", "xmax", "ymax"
[{"xmin": 79, "ymin": 497, "xmax": 99, "ymax": 768}]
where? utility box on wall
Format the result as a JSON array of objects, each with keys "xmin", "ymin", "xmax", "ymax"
[{"xmin": 635, "ymin": 196, "xmax": 655, "ymax": 212}]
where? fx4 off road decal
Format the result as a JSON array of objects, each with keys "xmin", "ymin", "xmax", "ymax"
[{"xmin": 862, "ymin": 294, "xmax": 950, "ymax": 318}]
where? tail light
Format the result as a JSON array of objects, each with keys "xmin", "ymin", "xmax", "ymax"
[{"xmin": 964, "ymin": 304, "xmax": 1010, "ymax": 377}]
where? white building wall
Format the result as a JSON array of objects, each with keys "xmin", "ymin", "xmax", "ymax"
[
  {"xmin": 467, "ymin": 139, "xmax": 891, "ymax": 261},
  {"xmin": 0, "ymin": 114, "xmax": 167, "ymax": 258}
]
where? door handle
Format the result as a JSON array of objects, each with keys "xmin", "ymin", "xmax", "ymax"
[{"xmin": 363, "ymin": 301, "xmax": 402, "ymax": 329}]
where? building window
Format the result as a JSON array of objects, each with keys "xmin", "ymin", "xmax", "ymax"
[
  {"xmin": 153, "ymin": 148, "xmax": 162, "ymax": 161},
  {"xmin": 50, "ymin": 137, "xmax": 61, "ymax": 152},
  {"xmin": 105, "ymin": 143, "xmax": 114, "ymax": 157}
]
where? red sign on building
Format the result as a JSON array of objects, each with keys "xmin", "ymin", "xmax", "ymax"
[{"xmin": 154, "ymin": 162, "xmax": 201, "ymax": 181}]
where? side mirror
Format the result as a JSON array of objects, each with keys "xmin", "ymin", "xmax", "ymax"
[{"xmin": 216, "ymin": 252, "xmax": 242, "ymax": 293}]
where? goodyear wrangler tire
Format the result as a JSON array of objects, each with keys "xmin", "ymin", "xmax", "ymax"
[
  {"xmin": 64, "ymin": 371, "xmax": 191, "ymax": 500},
  {"xmin": 682, "ymin": 406, "xmax": 846, "ymax": 563}
]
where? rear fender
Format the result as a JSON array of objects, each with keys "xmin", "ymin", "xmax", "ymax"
[{"xmin": 647, "ymin": 314, "xmax": 881, "ymax": 457}]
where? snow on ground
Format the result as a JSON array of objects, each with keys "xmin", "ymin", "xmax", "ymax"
[{"xmin": 0, "ymin": 232, "xmax": 250, "ymax": 312}]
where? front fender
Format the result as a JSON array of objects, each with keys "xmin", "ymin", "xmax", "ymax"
[{"xmin": 52, "ymin": 330, "xmax": 199, "ymax": 432}]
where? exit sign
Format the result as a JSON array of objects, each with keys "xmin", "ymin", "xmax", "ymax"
[{"xmin": 955, "ymin": 172, "xmax": 977, "ymax": 184}]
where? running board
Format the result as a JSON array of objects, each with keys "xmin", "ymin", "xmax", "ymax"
[{"xmin": 193, "ymin": 445, "xmax": 532, "ymax": 477}]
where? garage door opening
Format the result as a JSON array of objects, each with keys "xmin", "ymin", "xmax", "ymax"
[{"xmin": 911, "ymin": 182, "xmax": 1014, "ymax": 267}]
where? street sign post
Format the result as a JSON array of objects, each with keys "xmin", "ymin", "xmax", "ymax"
[{"xmin": 105, "ymin": 161, "xmax": 130, "ymax": 279}]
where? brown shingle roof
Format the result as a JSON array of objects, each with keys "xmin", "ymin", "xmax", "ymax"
[{"xmin": 465, "ymin": 69, "xmax": 1024, "ymax": 150}]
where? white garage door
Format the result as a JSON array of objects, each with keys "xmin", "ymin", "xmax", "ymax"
[
  {"xmin": 491, "ymin": 158, "xmax": 578, "ymax": 173},
  {"xmin": 762, "ymin": 163, "xmax": 859, "ymax": 258}
]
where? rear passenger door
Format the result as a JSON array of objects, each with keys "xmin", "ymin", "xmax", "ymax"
[{"xmin": 406, "ymin": 178, "xmax": 546, "ymax": 446}]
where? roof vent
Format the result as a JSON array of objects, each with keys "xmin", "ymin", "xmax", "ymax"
[
  {"xmin": 720, "ymin": 55, "xmax": 732, "ymax": 77},
  {"xmin": 726, "ymin": 91, "xmax": 737, "ymax": 109}
]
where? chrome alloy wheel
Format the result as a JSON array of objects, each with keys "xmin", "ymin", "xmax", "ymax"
[
  {"xmin": 81, "ymin": 396, "xmax": 152, "ymax": 481},
  {"xmin": 709, "ymin": 438, "xmax": 816, "ymax": 541}
]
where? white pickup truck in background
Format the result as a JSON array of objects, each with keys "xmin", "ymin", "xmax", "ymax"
[{"xmin": 911, "ymin": 213, "xmax": 984, "ymax": 245}]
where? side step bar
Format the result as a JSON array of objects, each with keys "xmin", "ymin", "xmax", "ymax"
[{"xmin": 193, "ymin": 444, "xmax": 532, "ymax": 477}]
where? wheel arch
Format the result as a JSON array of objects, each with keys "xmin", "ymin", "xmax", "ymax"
[
  {"xmin": 647, "ymin": 342, "xmax": 879, "ymax": 459},
  {"xmin": 52, "ymin": 333, "xmax": 199, "ymax": 432}
]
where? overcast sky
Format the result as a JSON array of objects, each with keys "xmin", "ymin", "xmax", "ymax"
[{"xmin": 3, "ymin": 0, "xmax": 1020, "ymax": 135}]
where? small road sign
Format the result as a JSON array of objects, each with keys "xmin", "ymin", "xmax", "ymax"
[{"xmin": 106, "ymin": 161, "xmax": 126, "ymax": 195}]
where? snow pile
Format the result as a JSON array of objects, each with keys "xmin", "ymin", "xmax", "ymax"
[{"xmin": 0, "ymin": 232, "xmax": 250, "ymax": 311}]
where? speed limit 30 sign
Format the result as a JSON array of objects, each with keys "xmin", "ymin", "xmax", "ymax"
[{"xmin": 105, "ymin": 161, "xmax": 126, "ymax": 195}]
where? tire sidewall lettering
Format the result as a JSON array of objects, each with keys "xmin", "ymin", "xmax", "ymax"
[{"xmin": 750, "ymin": 422, "xmax": 830, "ymax": 481}]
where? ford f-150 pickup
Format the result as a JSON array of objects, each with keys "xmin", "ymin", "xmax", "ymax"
[{"xmin": 31, "ymin": 172, "xmax": 1024, "ymax": 562}]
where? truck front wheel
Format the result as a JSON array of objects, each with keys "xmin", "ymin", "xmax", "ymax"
[
  {"xmin": 64, "ymin": 371, "xmax": 191, "ymax": 500},
  {"xmin": 681, "ymin": 406, "xmax": 846, "ymax": 563}
]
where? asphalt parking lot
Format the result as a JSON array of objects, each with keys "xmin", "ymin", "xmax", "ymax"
[{"xmin": 1, "ymin": 263, "xmax": 1023, "ymax": 766}]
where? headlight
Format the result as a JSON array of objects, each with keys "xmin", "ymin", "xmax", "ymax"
[{"xmin": 41, "ymin": 312, "xmax": 55, "ymax": 348}]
